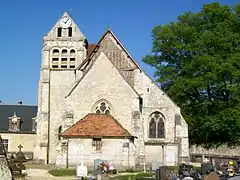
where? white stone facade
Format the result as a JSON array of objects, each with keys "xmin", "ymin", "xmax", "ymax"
[{"xmin": 34, "ymin": 12, "xmax": 190, "ymax": 168}]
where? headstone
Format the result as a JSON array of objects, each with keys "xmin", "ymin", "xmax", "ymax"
[
  {"xmin": 205, "ymin": 172, "xmax": 219, "ymax": 180},
  {"xmin": 77, "ymin": 165, "xmax": 88, "ymax": 178},
  {"xmin": 0, "ymin": 136, "xmax": 12, "ymax": 180}
]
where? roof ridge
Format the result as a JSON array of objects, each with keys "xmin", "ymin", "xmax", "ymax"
[
  {"xmin": 0, "ymin": 104, "xmax": 37, "ymax": 107},
  {"xmin": 61, "ymin": 113, "xmax": 132, "ymax": 137}
]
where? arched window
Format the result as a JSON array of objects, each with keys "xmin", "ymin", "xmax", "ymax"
[
  {"xmin": 94, "ymin": 101, "xmax": 111, "ymax": 115},
  {"xmin": 58, "ymin": 126, "xmax": 62, "ymax": 141},
  {"xmin": 70, "ymin": 49, "xmax": 75, "ymax": 54},
  {"xmin": 149, "ymin": 118, "xmax": 156, "ymax": 138},
  {"xmin": 148, "ymin": 112, "xmax": 165, "ymax": 138},
  {"xmin": 53, "ymin": 49, "xmax": 59, "ymax": 54},
  {"xmin": 62, "ymin": 49, "xmax": 68, "ymax": 54}
]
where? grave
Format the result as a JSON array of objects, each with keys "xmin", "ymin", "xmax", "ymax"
[{"xmin": 0, "ymin": 135, "xmax": 13, "ymax": 180}]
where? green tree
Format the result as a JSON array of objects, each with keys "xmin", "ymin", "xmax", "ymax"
[{"xmin": 143, "ymin": 2, "xmax": 240, "ymax": 148}]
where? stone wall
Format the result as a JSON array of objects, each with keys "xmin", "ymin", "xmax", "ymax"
[
  {"xmin": 67, "ymin": 138, "xmax": 135, "ymax": 170},
  {"xmin": 0, "ymin": 133, "xmax": 36, "ymax": 152},
  {"xmin": 190, "ymin": 145, "xmax": 240, "ymax": 158}
]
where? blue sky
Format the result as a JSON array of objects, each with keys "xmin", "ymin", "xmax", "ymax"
[{"xmin": 0, "ymin": 0, "xmax": 237, "ymax": 105}]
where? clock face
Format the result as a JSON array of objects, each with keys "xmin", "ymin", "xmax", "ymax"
[{"xmin": 59, "ymin": 17, "xmax": 72, "ymax": 29}]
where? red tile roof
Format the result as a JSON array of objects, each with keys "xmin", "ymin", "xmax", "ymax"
[
  {"xmin": 87, "ymin": 44, "xmax": 98, "ymax": 57},
  {"xmin": 61, "ymin": 114, "xmax": 132, "ymax": 138}
]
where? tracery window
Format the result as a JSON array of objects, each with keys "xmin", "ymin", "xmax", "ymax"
[
  {"xmin": 148, "ymin": 112, "xmax": 165, "ymax": 138},
  {"xmin": 94, "ymin": 101, "xmax": 111, "ymax": 115}
]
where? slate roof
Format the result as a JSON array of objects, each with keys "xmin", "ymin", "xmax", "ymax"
[
  {"xmin": 61, "ymin": 113, "xmax": 132, "ymax": 138},
  {"xmin": 0, "ymin": 105, "xmax": 37, "ymax": 134}
]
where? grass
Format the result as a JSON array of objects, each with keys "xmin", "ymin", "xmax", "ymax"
[
  {"xmin": 110, "ymin": 172, "xmax": 155, "ymax": 180},
  {"xmin": 48, "ymin": 168, "xmax": 77, "ymax": 177},
  {"xmin": 47, "ymin": 165, "xmax": 201, "ymax": 177},
  {"xmin": 48, "ymin": 168, "xmax": 154, "ymax": 178}
]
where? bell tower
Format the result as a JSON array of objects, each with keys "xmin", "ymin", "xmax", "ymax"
[{"xmin": 34, "ymin": 12, "xmax": 87, "ymax": 163}]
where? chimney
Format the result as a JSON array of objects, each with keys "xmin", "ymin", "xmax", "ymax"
[{"xmin": 17, "ymin": 101, "xmax": 23, "ymax": 105}]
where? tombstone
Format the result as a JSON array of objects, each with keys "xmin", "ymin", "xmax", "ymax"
[
  {"xmin": 0, "ymin": 136, "xmax": 13, "ymax": 180},
  {"xmin": 205, "ymin": 172, "xmax": 219, "ymax": 180},
  {"xmin": 77, "ymin": 165, "xmax": 88, "ymax": 179}
]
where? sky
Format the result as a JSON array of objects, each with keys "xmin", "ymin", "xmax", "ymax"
[{"xmin": 0, "ymin": 0, "xmax": 237, "ymax": 105}]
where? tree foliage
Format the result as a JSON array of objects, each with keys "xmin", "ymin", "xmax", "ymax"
[{"xmin": 143, "ymin": 2, "xmax": 240, "ymax": 148}]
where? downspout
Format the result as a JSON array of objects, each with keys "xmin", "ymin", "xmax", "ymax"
[
  {"xmin": 47, "ymin": 69, "xmax": 51, "ymax": 164},
  {"xmin": 66, "ymin": 139, "xmax": 69, "ymax": 168}
]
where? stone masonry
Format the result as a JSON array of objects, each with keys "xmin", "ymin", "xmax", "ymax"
[{"xmin": 34, "ymin": 12, "xmax": 190, "ymax": 166}]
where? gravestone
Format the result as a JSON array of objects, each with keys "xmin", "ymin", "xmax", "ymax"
[{"xmin": 0, "ymin": 136, "xmax": 13, "ymax": 180}]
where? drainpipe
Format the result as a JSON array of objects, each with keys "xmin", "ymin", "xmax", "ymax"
[{"xmin": 66, "ymin": 139, "xmax": 69, "ymax": 168}]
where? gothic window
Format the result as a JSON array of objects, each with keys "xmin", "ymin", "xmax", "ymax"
[
  {"xmin": 95, "ymin": 102, "xmax": 111, "ymax": 115},
  {"xmin": 92, "ymin": 138, "xmax": 102, "ymax": 151},
  {"xmin": 157, "ymin": 118, "xmax": 164, "ymax": 138},
  {"xmin": 148, "ymin": 112, "xmax": 165, "ymax": 138},
  {"xmin": 149, "ymin": 118, "xmax": 156, "ymax": 138}
]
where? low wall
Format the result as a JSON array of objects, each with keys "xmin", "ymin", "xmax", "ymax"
[{"xmin": 190, "ymin": 145, "xmax": 240, "ymax": 162}]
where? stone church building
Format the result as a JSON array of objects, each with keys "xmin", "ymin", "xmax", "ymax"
[{"xmin": 34, "ymin": 12, "xmax": 189, "ymax": 168}]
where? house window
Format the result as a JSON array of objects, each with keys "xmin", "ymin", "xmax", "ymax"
[
  {"xmin": 57, "ymin": 28, "xmax": 62, "ymax": 37},
  {"xmin": 148, "ymin": 112, "xmax": 165, "ymax": 138},
  {"xmin": 70, "ymin": 58, "xmax": 75, "ymax": 61},
  {"xmin": 92, "ymin": 138, "xmax": 102, "ymax": 151},
  {"xmin": 70, "ymin": 65, "xmax": 75, "ymax": 68},
  {"xmin": 68, "ymin": 27, "xmax": 72, "ymax": 37},
  {"xmin": 95, "ymin": 102, "xmax": 111, "ymax": 115},
  {"xmin": 2, "ymin": 139, "xmax": 8, "ymax": 152}
]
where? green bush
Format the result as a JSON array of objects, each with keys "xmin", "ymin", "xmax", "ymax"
[{"xmin": 48, "ymin": 168, "xmax": 76, "ymax": 176}]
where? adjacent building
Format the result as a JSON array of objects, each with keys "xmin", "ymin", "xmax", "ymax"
[{"xmin": 0, "ymin": 104, "xmax": 37, "ymax": 159}]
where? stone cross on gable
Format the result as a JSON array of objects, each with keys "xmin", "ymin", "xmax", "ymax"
[{"xmin": 18, "ymin": 144, "xmax": 23, "ymax": 152}]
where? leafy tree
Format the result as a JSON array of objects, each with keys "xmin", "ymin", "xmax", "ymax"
[{"xmin": 143, "ymin": 2, "xmax": 240, "ymax": 148}]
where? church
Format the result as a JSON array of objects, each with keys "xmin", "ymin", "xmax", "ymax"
[{"xmin": 34, "ymin": 12, "xmax": 189, "ymax": 169}]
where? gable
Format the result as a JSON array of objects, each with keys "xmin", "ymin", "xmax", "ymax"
[
  {"xmin": 77, "ymin": 29, "xmax": 141, "ymax": 87},
  {"xmin": 43, "ymin": 12, "xmax": 85, "ymax": 41},
  {"xmin": 67, "ymin": 51, "xmax": 139, "ymax": 98}
]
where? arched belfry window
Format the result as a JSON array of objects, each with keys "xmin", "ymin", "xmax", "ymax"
[
  {"xmin": 53, "ymin": 49, "xmax": 59, "ymax": 54},
  {"xmin": 94, "ymin": 100, "xmax": 111, "ymax": 115},
  {"xmin": 148, "ymin": 112, "xmax": 165, "ymax": 138},
  {"xmin": 70, "ymin": 49, "xmax": 75, "ymax": 54},
  {"xmin": 62, "ymin": 49, "xmax": 68, "ymax": 54}
]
